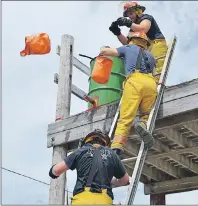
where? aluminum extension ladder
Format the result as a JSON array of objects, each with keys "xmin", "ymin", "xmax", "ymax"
[{"xmin": 108, "ymin": 36, "xmax": 177, "ymax": 205}]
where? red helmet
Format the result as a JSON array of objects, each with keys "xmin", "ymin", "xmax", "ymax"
[{"xmin": 122, "ymin": 1, "xmax": 146, "ymax": 17}]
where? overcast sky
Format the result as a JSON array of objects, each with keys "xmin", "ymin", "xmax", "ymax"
[{"xmin": 2, "ymin": 1, "xmax": 198, "ymax": 204}]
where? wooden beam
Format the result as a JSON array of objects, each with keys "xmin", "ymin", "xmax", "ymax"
[
  {"xmin": 48, "ymin": 77, "xmax": 198, "ymax": 133},
  {"xmin": 71, "ymin": 84, "xmax": 88, "ymax": 101},
  {"xmin": 47, "ymin": 94, "xmax": 198, "ymax": 149},
  {"xmin": 56, "ymin": 45, "xmax": 91, "ymax": 76},
  {"xmin": 147, "ymin": 147, "xmax": 198, "ymax": 160},
  {"xmin": 48, "ymin": 35, "xmax": 74, "ymax": 204},
  {"xmin": 155, "ymin": 127, "xmax": 198, "ymax": 174},
  {"xmin": 163, "ymin": 78, "xmax": 198, "ymax": 103},
  {"xmin": 126, "ymin": 161, "xmax": 168, "ymax": 181},
  {"xmin": 73, "ymin": 56, "xmax": 91, "ymax": 76},
  {"xmin": 121, "ymin": 146, "xmax": 198, "ymax": 164},
  {"xmin": 155, "ymin": 109, "xmax": 198, "ymax": 131},
  {"xmin": 183, "ymin": 120, "xmax": 198, "ymax": 136},
  {"xmin": 157, "ymin": 93, "xmax": 198, "ymax": 120},
  {"xmin": 54, "ymin": 73, "xmax": 96, "ymax": 105},
  {"xmin": 124, "ymin": 140, "xmax": 184, "ymax": 178},
  {"xmin": 159, "ymin": 128, "xmax": 192, "ymax": 148},
  {"xmin": 144, "ymin": 175, "xmax": 198, "ymax": 195}
]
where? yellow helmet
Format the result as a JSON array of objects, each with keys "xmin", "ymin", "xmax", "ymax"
[
  {"xmin": 128, "ymin": 31, "xmax": 150, "ymax": 48},
  {"xmin": 78, "ymin": 129, "xmax": 111, "ymax": 148}
]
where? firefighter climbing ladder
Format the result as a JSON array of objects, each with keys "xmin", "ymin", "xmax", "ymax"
[{"xmin": 108, "ymin": 36, "xmax": 177, "ymax": 205}]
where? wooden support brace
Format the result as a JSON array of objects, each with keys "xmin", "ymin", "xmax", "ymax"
[
  {"xmin": 48, "ymin": 35, "xmax": 74, "ymax": 204},
  {"xmin": 54, "ymin": 73, "xmax": 96, "ymax": 106},
  {"xmin": 144, "ymin": 175, "xmax": 198, "ymax": 195}
]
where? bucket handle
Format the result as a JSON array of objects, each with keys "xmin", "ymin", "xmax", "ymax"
[{"xmin": 79, "ymin": 54, "xmax": 94, "ymax": 60}]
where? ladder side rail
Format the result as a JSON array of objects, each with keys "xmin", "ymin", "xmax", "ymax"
[
  {"xmin": 148, "ymin": 36, "xmax": 177, "ymax": 132},
  {"xmin": 109, "ymin": 99, "xmax": 122, "ymax": 139},
  {"xmin": 124, "ymin": 36, "xmax": 177, "ymax": 205}
]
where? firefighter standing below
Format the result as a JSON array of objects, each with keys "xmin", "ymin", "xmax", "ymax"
[
  {"xmin": 109, "ymin": 1, "xmax": 167, "ymax": 83},
  {"xmin": 99, "ymin": 32, "xmax": 157, "ymax": 155},
  {"xmin": 49, "ymin": 129, "xmax": 130, "ymax": 205}
]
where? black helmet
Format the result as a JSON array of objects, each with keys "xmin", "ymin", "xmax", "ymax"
[{"xmin": 78, "ymin": 129, "xmax": 111, "ymax": 148}]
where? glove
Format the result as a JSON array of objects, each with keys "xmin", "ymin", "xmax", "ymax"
[
  {"xmin": 49, "ymin": 165, "xmax": 59, "ymax": 179},
  {"xmin": 109, "ymin": 21, "xmax": 121, "ymax": 36},
  {"xmin": 117, "ymin": 17, "xmax": 133, "ymax": 28}
]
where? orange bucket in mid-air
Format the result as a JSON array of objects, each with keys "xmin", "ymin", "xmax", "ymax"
[
  {"xmin": 20, "ymin": 33, "xmax": 51, "ymax": 57},
  {"xmin": 91, "ymin": 56, "xmax": 113, "ymax": 84}
]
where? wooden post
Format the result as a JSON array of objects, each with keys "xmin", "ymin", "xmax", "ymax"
[
  {"xmin": 150, "ymin": 194, "xmax": 166, "ymax": 205},
  {"xmin": 49, "ymin": 34, "xmax": 74, "ymax": 204}
]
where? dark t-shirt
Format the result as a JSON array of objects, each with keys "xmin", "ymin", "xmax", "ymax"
[
  {"xmin": 134, "ymin": 14, "xmax": 165, "ymax": 40},
  {"xmin": 64, "ymin": 144, "xmax": 126, "ymax": 200}
]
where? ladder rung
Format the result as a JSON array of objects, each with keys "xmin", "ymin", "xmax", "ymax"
[
  {"xmin": 153, "ymin": 72, "xmax": 161, "ymax": 77},
  {"xmin": 121, "ymin": 157, "xmax": 137, "ymax": 164}
]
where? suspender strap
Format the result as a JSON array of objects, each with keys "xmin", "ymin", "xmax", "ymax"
[
  {"xmin": 135, "ymin": 48, "xmax": 151, "ymax": 72},
  {"xmin": 86, "ymin": 147, "xmax": 107, "ymax": 192},
  {"xmin": 135, "ymin": 49, "xmax": 143, "ymax": 69},
  {"xmin": 141, "ymin": 48, "xmax": 151, "ymax": 70}
]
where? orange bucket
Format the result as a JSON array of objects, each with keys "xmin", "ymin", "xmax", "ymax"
[
  {"xmin": 91, "ymin": 56, "xmax": 113, "ymax": 84},
  {"xmin": 20, "ymin": 33, "xmax": 51, "ymax": 57}
]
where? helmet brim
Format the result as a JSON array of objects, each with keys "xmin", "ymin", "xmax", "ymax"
[
  {"xmin": 123, "ymin": 5, "xmax": 146, "ymax": 17},
  {"xmin": 139, "ymin": 6, "xmax": 146, "ymax": 12},
  {"xmin": 81, "ymin": 130, "xmax": 111, "ymax": 147},
  {"xmin": 131, "ymin": 37, "xmax": 151, "ymax": 47}
]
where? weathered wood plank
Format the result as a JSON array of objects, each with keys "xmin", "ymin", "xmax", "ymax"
[
  {"xmin": 47, "ymin": 78, "xmax": 198, "ymax": 132},
  {"xmin": 157, "ymin": 93, "xmax": 198, "ymax": 120},
  {"xmin": 124, "ymin": 139, "xmax": 197, "ymax": 178},
  {"xmin": 54, "ymin": 73, "xmax": 90, "ymax": 102},
  {"xmin": 47, "ymin": 118, "xmax": 113, "ymax": 148},
  {"xmin": 121, "ymin": 146, "xmax": 198, "ymax": 164},
  {"xmin": 147, "ymin": 147, "xmax": 198, "ymax": 160},
  {"xmin": 144, "ymin": 175, "xmax": 198, "ymax": 195},
  {"xmin": 47, "ymin": 101, "xmax": 116, "ymax": 134},
  {"xmin": 125, "ymin": 160, "xmax": 169, "ymax": 182},
  {"xmin": 163, "ymin": 78, "xmax": 198, "ymax": 103},
  {"xmin": 49, "ymin": 35, "xmax": 74, "ymax": 205},
  {"xmin": 47, "ymin": 93, "xmax": 198, "ymax": 148},
  {"xmin": 155, "ymin": 109, "xmax": 198, "ymax": 131}
]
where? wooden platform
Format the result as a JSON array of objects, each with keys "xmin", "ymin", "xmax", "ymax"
[{"xmin": 47, "ymin": 78, "xmax": 198, "ymax": 195}]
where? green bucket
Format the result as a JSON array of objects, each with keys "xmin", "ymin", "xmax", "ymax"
[{"xmin": 88, "ymin": 56, "xmax": 126, "ymax": 108}]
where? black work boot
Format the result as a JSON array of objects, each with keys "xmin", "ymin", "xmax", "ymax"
[{"xmin": 134, "ymin": 122, "xmax": 154, "ymax": 149}]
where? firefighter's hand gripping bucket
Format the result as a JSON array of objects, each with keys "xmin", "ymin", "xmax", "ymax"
[{"xmin": 91, "ymin": 56, "xmax": 113, "ymax": 84}]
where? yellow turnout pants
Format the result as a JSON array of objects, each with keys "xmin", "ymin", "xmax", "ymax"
[
  {"xmin": 149, "ymin": 39, "xmax": 168, "ymax": 83},
  {"xmin": 71, "ymin": 187, "xmax": 113, "ymax": 205},
  {"xmin": 111, "ymin": 71, "xmax": 157, "ymax": 149}
]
